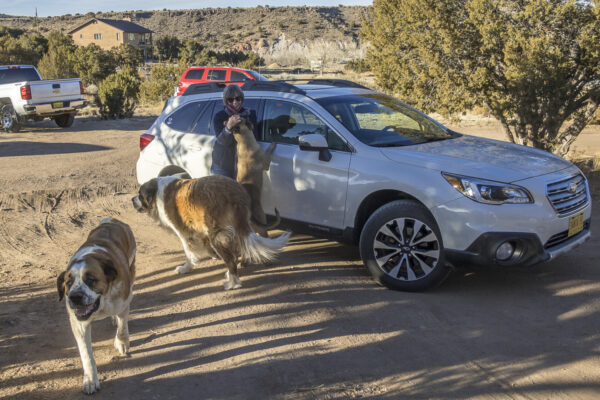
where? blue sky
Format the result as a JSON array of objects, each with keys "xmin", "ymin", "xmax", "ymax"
[{"xmin": 4, "ymin": 1, "xmax": 372, "ymax": 17}]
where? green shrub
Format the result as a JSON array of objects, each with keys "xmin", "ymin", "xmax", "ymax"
[
  {"xmin": 344, "ymin": 58, "xmax": 370, "ymax": 73},
  {"xmin": 96, "ymin": 66, "xmax": 141, "ymax": 119},
  {"xmin": 138, "ymin": 63, "xmax": 186, "ymax": 105},
  {"xmin": 73, "ymin": 43, "xmax": 117, "ymax": 86}
]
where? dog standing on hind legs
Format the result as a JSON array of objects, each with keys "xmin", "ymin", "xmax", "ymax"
[
  {"xmin": 231, "ymin": 118, "xmax": 279, "ymax": 237},
  {"xmin": 132, "ymin": 175, "xmax": 290, "ymax": 290},
  {"xmin": 56, "ymin": 217, "xmax": 136, "ymax": 394}
]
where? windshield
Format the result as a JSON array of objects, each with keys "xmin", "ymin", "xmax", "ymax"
[
  {"xmin": 316, "ymin": 94, "xmax": 454, "ymax": 147},
  {"xmin": 0, "ymin": 67, "xmax": 41, "ymax": 84},
  {"xmin": 247, "ymin": 70, "xmax": 269, "ymax": 81}
]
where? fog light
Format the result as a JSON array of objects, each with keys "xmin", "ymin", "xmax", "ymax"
[{"xmin": 496, "ymin": 241, "xmax": 515, "ymax": 261}]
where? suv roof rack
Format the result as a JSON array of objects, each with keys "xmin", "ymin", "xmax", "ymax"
[
  {"xmin": 182, "ymin": 81, "xmax": 307, "ymax": 97},
  {"xmin": 270, "ymin": 78, "xmax": 369, "ymax": 90},
  {"xmin": 241, "ymin": 80, "xmax": 306, "ymax": 95},
  {"xmin": 182, "ymin": 82, "xmax": 227, "ymax": 96},
  {"xmin": 305, "ymin": 79, "xmax": 369, "ymax": 89}
]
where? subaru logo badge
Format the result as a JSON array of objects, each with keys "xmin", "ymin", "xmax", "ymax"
[{"xmin": 569, "ymin": 182, "xmax": 578, "ymax": 193}]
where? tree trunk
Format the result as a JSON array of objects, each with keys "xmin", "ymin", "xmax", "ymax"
[{"xmin": 554, "ymin": 101, "xmax": 599, "ymax": 157}]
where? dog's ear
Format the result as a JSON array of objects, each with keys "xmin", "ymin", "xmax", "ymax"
[
  {"xmin": 140, "ymin": 179, "xmax": 158, "ymax": 209},
  {"xmin": 57, "ymin": 271, "xmax": 67, "ymax": 301},
  {"xmin": 102, "ymin": 259, "xmax": 118, "ymax": 283}
]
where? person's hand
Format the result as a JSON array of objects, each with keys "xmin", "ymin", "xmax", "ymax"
[{"xmin": 226, "ymin": 114, "xmax": 243, "ymax": 130}]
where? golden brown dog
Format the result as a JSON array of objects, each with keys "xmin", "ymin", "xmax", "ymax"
[
  {"xmin": 57, "ymin": 217, "xmax": 136, "ymax": 394},
  {"xmin": 232, "ymin": 119, "xmax": 278, "ymax": 232},
  {"xmin": 132, "ymin": 175, "xmax": 290, "ymax": 290}
]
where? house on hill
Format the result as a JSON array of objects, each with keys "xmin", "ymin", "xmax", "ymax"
[{"xmin": 68, "ymin": 18, "xmax": 153, "ymax": 58}]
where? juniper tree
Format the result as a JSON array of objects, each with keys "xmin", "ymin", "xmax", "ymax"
[{"xmin": 363, "ymin": 0, "xmax": 600, "ymax": 156}]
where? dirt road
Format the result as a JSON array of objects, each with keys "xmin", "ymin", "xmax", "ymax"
[{"xmin": 1, "ymin": 117, "xmax": 599, "ymax": 399}]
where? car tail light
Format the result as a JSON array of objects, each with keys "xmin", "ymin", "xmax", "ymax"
[
  {"xmin": 140, "ymin": 133, "xmax": 155, "ymax": 151},
  {"xmin": 79, "ymin": 81, "xmax": 85, "ymax": 95},
  {"xmin": 20, "ymin": 85, "xmax": 31, "ymax": 100}
]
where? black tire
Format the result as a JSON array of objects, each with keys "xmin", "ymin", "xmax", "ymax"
[
  {"xmin": 359, "ymin": 200, "xmax": 451, "ymax": 292},
  {"xmin": 54, "ymin": 113, "xmax": 75, "ymax": 128},
  {"xmin": 1, "ymin": 104, "xmax": 20, "ymax": 133}
]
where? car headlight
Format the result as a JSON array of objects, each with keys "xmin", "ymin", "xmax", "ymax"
[{"xmin": 442, "ymin": 173, "xmax": 533, "ymax": 204}]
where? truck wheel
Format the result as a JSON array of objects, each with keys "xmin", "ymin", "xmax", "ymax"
[
  {"xmin": 54, "ymin": 113, "xmax": 75, "ymax": 128},
  {"xmin": 359, "ymin": 200, "xmax": 451, "ymax": 292},
  {"xmin": 1, "ymin": 104, "xmax": 20, "ymax": 133}
]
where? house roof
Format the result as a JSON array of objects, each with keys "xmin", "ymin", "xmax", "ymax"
[{"xmin": 69, "ymin": 18, "xmax": 153, "ymax": 34}]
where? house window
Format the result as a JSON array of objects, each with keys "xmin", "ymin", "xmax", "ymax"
[
  {"xmin": 94, "ymin": 33, "xmax": 102, "ymax": 40},
  {"xmin": 129, "ymin": 33, "xmax": 135, "ymax": 41},
  {"xmin": 79, "ymin": 34, "xmax": 83, "ymax": 38},
  {"xmin": 117, "ymin": 33, "xmax": 120, "ymax": 40}
]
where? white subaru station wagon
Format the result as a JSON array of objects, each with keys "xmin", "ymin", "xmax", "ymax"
[{"xmin": 136, "ymin": 80, "xmax": 592, "ymax": 291}]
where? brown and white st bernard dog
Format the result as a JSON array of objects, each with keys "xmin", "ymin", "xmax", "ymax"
[
  {"xmin": 132, "ymin": 175, "xmax": 290, "ymax": 290},
  {"xmin": 56, "ymin": 217, "xmax": 136, "ymax": 394}
]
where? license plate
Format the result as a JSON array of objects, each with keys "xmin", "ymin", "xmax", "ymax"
[
  {"xmin": 568, "ymin": 212, "xmax": 584, "ymax": 237},
  {"xmin": 52, "ymin": 102, "xmax": 64, "ymax": 109}
]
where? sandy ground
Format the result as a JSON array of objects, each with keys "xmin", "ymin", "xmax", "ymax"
[{"xmin": 1, "ymin": 116, "xmax": 599, "ymax": 400}]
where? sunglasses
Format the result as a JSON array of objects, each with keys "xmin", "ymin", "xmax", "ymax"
[{"xmin": 227, "ymin": 96, "xmax": 243, "ymax": 103}]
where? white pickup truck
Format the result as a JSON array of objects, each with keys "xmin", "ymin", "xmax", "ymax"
[{"xmin": 0, "ymin": 65, "xmax": 87, "ymax": 132}]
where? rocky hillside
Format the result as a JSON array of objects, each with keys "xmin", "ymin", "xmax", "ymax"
[{"xmin": 0, "ymin": 6, "xmax": 369, "ymax": 51}]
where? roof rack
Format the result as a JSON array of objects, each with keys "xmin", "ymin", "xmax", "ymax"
[
  {"xmin": 241, "ymin": 80, "xmax": 306, "ymax": 95},
  {"xmin": 182, "ymin": 82, "xmax": 227, "ymax": 96},
  {"xmin": 182, "ymin": 81, "xmax": 307, "ymax": 96},
  {"xmin": 305, "ymin": 79, "xmax": 370, "ymax": 90}
]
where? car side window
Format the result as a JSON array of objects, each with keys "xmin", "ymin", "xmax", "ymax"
[
  {"xmin": 191, "ymin": 101, "xmax": 215, "ymax": 134},
  {"xmin": 262, "ymin": 100, "xmax": 347, "ymax": 151},
  {"xmin": 165, "ymin": 101, "xmax": 208, "ymax": 132},
  {"xmin": 207, "ymin": 69, "xmax": 226, "ymax": 81},
  {"xmin": 185, "ymin": 69, "xmax": 204, "ymax": 80},
  {"xmin": 230, "ymin": 70, "xmax": 250, "ymax": 82}
]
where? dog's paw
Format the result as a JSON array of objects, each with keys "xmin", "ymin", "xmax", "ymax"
[
  {"xmin": 114, "ymin": 336, "xmax": 129, "ymax": 355},
  {"xmin": 175, "ymin": 263, "xmax": 193, "ymax": 274},
  {"xmin": 223, "ymin": 273, "xmax": 242, "ymax": 290},
  {"xmin": 82, "ymin": 375, "xmax": 100, "ymax": 394}
]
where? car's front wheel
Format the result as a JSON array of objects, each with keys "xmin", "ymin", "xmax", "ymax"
[{"xmin": 359, "ymin": 200, "xmax": 450, "ymax": 292}]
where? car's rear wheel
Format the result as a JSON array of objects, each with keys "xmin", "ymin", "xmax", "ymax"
[
  {"xmin": 1, "ymin": 104, "xmax": 20, "ymax": 133},
  {"xmin": 359, "ymin": 200, "xmax": 451, "ymax": 291},
  {"xmin": 54, "ymin": 113, "xmax": 75, "ymax": 128}
]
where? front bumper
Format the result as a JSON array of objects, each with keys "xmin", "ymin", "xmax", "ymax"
[{"xmin": 445, "ymin": 219, "xmax": 591, "ymax": 268}]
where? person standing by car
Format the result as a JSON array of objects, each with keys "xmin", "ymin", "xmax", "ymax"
[{"xmin": 211, "ymin": 85, "xmax": 257, "ymax": 178}]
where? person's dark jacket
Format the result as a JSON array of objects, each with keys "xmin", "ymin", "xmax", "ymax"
[{"xmin": 212, "ymin": 106, "xmax": 257, "ymax": 178}]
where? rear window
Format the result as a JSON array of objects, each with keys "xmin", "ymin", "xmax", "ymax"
[
  {"xmin": 184, "ymin": 69, "xmax": 205, "ymax": 80},
  {"xmin": 206, "ymin": 69, "xmax": 226, "ymax": 81},
  {"xmin": 0, "ymin": 67, "xmax": 41, "ymax": 84}
]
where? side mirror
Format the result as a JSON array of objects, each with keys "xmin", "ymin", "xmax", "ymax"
[{"xmin": 298, "ymin": 134, "xmax": 332, "ymax": 162}]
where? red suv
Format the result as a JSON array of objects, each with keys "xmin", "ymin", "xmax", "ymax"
[{"xmin": 175, "ymin": 66, "xmax": 268, "ymax": 96}]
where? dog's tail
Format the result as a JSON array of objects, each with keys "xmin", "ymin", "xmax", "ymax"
[
  {"xmin": 251, "ymin": 208, "xmax": 281, "ymax": 231},
  {"xmin": 241, "ymin": 230, "xmax": 291, "ymax": 264}
]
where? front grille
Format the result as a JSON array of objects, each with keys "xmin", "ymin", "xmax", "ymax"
[
  {"xmin": 546, "ymin": 174, "xmax": 589, "ymax": 216},
  {"xmin": 544, "ymin": 219, "xmax": 591, "ymax": 249}
]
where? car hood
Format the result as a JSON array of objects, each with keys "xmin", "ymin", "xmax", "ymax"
[{"xmin": 380, "ymin": 134, "xmax": 572, "ymax": 182}]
